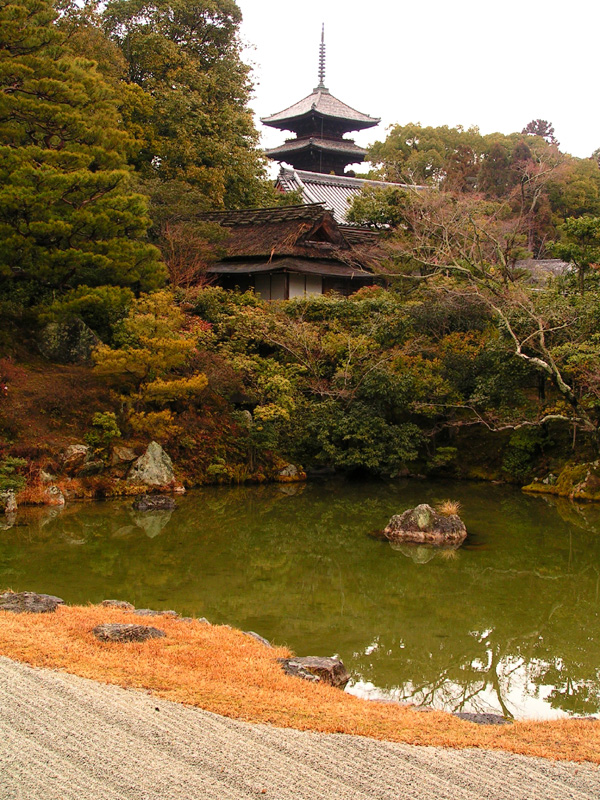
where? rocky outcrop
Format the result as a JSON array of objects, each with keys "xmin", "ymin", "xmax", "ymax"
[
  {"xmin": 524, "ymin": 461, "xmax": 600, "ymax": 502},
  {"xmin": 38, "ymin": 318, "xmax": 100, "ymax": 365},
  {"xmin": 278, "ymin": 656, "xmax": 350, "ymax": 688},
  {"xmin": 0, "ymin": 591, "xmax": 64, "ymax": 613},
  {"xmin": 383, "ymin": 504, "xmax": 467, "ymax": 546},
  {"xmin": 110, "ymin": 446, "xmax": 137, "ymax": 467},
  {"xmin": 276, "ymin": 464, "xmax": 307, "ymax": 483},
  {"xmin": 92, "ymin": 623, "xmax": 166, "ymax": 643},
  {"xmin": 62, "ymin": 444, "xmax": 90, "ymax": 475},
  {"xmin": 132, "ymin": 495, "xmax": 177, "ymax": 512},
  {"xmin": 127, "ymin": 441, "xmax": 178, "ymax": 489},
  {"xmin": 0, "ymin": 489, "xmax": 17, "ymax": 514},
  {"xmin": 42, "ymin": 485, "xmax": 65, "ymax": 507}
]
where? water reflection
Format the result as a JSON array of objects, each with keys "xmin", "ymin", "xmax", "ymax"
[{"xmin": 1, "ymin": 479, "xmax": 599, "ymax": 720}]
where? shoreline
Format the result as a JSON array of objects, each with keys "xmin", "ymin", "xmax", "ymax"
[{"xmin": 1, "ymin": 597, "xmax": 599, "ymax": 765}]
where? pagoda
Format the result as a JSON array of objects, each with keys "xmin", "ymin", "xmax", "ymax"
[{"xmin": 261, "ymin": 27, "xmax": 380, "ymax": 176}]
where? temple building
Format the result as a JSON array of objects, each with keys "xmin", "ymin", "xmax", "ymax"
[
  {"xmin": 261, "ymin": 26, "xmax": 380, "ymax": 176},
  {"xmin": 203, "ymin": 30, "xmax": 399, "ymax": 299},
  {"xmin": 204, "ymin": 204, "xmax": 380, "ymax": 301},
  {"xmin": 262, "ymin": 28, "xmax": 418, "ymax": 225}
]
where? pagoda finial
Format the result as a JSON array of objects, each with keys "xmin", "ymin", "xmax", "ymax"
[{"xmin": 316, "ymin": 23, "xmax": 327, "ymax": 90}]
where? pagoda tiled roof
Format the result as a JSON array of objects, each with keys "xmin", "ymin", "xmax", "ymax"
[
  {"xmin": 261, "ymin": 89, "xmax": 380, "ymax": 131},
  {"xmin": 265, "ymin": 138, "xmax": 367, "ymax": 160},
  {"xmin": 276, "ymin": 168, "xmax": 421, "ymax": 224}
]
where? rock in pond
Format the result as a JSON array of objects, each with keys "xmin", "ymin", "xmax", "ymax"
[
  {"xmin": 383, "ymin": 504, "xmax": 467, "ymax": 547},
  {"xmin": 0, "ymin": 591, "xmax": 64, "ymax": 614},
  {"xmin": 132, "ymin": 495, "xmax": 177, "ymax": 512},
  {"xmin": 127, "ymin": 441, "xmax": 176, "ymax": 488},
  {"xmin": 92, "ymin": 623, "xmax": 166, "ymax": 643},
  {"xmin": 278, "ymin": 656, "xmax": 350, "ymax": 688}
]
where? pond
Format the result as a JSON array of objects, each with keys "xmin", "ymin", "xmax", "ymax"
[{"xmin": 1, "ymin": 479, "xmax": 599, "ymax": 720}]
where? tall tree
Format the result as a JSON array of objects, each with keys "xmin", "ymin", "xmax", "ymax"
[
  {"xmin": 101, "ymin": 0, "xmax": 273, "ymax": 214},
  {"xmin": 0, "ymin": 0, "xmax": 165, "ymax": 302},
  {"xmin": 367, "ymin": 123, "xmax": 485, "ymax": 189},
  {"xmin": 521, "ymin": 119, "xmax": 559, "ymax": 146}
]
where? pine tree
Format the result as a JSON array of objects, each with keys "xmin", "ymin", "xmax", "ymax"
[
  {"xmin": 101, "ymin": 0, "xmax": 273, "ymax": 213},
  {"xmin": 0, "ymin": 0, "xmax": 166, "ymax": 303}
]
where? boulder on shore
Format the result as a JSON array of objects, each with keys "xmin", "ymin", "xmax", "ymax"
[
  {"xmin": 383, "ymin": 503, "xmax": 467, "ymax": 547},
  {"xmin": 0, "ymin": 591, "xmax": 64, "ymax": 614},
  {"xmin": 278, "ymin": 656, "xmax": 350, "ymax": 688},
  {"xmin": 42, "ymin": 485, "xmax": 65, "ymax": 507},
  {"xmin": 62, "ymin": 444, "xmax": 90, "ymax": 475},
  {"xmin": 100, "ymin": 599, "xmax": 135, "ymax": 610},
  {"xmin": 276, "ymin": 464, "xmax": 307, "ymax": 483},
  {"xmin": 127, "ymin": 441, "xmax": 176, "ymax": 488},
  {"xmin": 0, "ymin": 489, "xmax": 17, "ymax": 514}
]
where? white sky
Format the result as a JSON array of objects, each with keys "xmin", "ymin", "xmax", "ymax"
[{"xmin": 237, "ymin": 0, "xmax": 599, "ymax": 163}]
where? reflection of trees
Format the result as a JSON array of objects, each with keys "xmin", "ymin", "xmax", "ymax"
[{"xmin": 1, "ymin": 481, "xmax": 599, "ymax": 717}]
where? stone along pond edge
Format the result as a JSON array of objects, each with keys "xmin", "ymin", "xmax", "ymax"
[{"xmin": 0, "ymin": 590, "xmax": 516, "ymax": 726}]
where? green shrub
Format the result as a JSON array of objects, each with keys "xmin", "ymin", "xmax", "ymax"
[
  {"xmin": 0, "ymin": 457, "xmax": 27, "ymax": 491},
  {"xmin": 502, "ymin": 427, "xmax": 546, "ymax": 482},
  {"xmin": 84, "ymin": 412, "xmax": 121, "ymax": 459}
]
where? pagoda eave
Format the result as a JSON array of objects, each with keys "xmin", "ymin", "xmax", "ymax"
[
  {"xmin": 261, "ymin": 110, "xmax": 379, "ymax": 135},
  {"xmin": 265, "ymin": 140, "xmax": 367, "ymax": 161}
]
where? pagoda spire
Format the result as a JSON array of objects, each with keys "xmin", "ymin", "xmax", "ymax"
[
  {"xmin": 261, "ymin": 25, "xmax": 380, "ymax": 175},
  {"xmin": 316, "ymin": 24, "xmax": 327, "ymax": 91}
]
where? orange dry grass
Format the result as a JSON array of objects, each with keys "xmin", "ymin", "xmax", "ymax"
[
  {"xmin": 437, "ymin": 499, "xmax": 461, "ymax": 516},
  {"xmin": 1, "ymin": 604, "xmax": 599, "ymax": 764}
]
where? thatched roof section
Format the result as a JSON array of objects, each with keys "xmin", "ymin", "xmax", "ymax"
[{"xmin": 201, "ymin": 205, "xmax": 352, "ymax": 261}]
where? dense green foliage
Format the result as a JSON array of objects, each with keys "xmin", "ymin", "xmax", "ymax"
[
  {"xmin": 0, "ymin": 0, "xmax": 165, "ymax": 309},
  {"xmin": 0, "ymin": 0, "xmax": 277, "ymax": 333},
  {"xmin": 362, "ymin": 122, "xmax": 600, "ymax": 256}
]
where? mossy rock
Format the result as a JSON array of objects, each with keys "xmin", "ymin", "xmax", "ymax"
[{"xmin": 524, "ymin": 461, "xmax": 600, "ymax": 502}]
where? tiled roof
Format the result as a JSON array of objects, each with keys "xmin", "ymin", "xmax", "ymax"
[
  {"xmin": 515, "ymin": 258, "xmax": 572, "ymax": 284},
  {"xmin": 265, "ymin": 138, "xmax": 367, "ymax": 159},
  {"xmin": 276, "ymin": 168, "xmax": 418, "ymax": 224},
  {"xmin": 261, "ymin": 89, "xmax": 380, "ymax": 131}
]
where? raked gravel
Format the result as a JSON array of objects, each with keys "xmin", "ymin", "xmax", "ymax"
[{"xmin": 0, "ymin": 656, "xmax": 598, "ymax": 800}]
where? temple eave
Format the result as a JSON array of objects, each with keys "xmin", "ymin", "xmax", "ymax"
[
  {"xmin": 262, "ymin": 112, "xmax": 379, "ymax": 134},
  {"xmin": 266, "ymin": 143, "xmax": 367, "ymax": 159}
]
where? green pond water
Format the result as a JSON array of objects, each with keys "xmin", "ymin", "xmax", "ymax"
[{"xmin": 1, "ymin": 479, "xmax": 600, "ymax": 721}]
